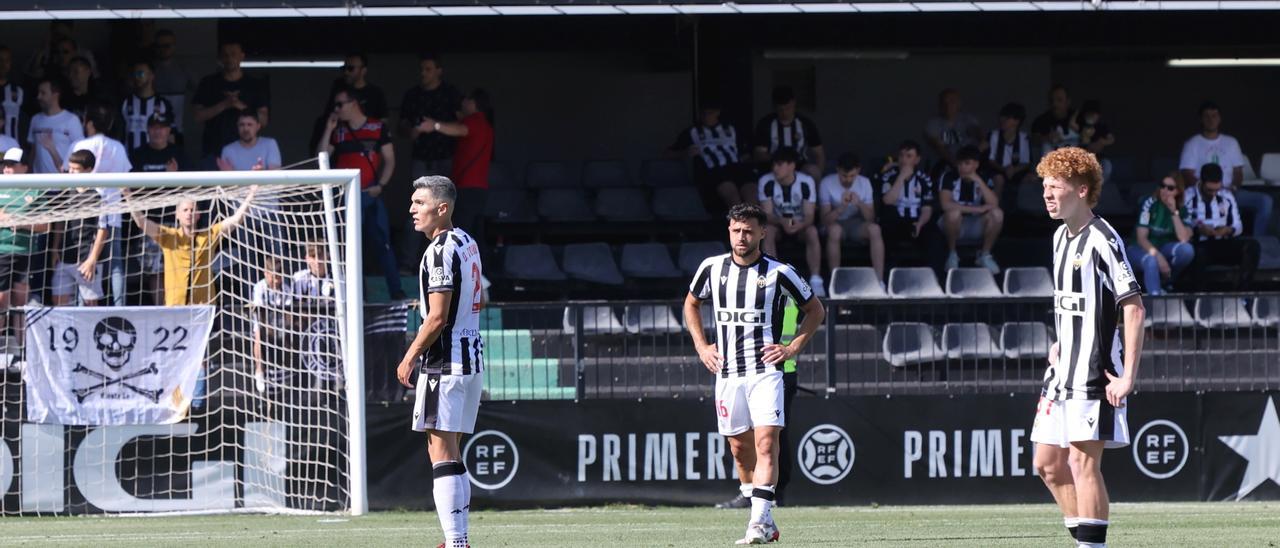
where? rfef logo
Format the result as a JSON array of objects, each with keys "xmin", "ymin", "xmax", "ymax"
[
  {"xmin": 798, "ymin": 424, "xmax": 854, "ymax": 485},
  {"xmin": 464, "ymin": 430, "xmax": 519, "ymax": 490},
  {"xmin": 1132, "ymin": 419, "xmax": 1188, "ymax": 479}
]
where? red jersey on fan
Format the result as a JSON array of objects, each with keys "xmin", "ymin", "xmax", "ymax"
[
  {"xmin": 451, "ymin": 112, "xmax": 493, "ymax": 190},
  {"xmin": 331, "ymin": 117, "xmax": 391, "ymax": 189}
]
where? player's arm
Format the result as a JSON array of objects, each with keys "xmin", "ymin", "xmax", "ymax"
[
  {"xmin": 217, "ymin": 185, "xmax": 259, "ymax": 236},
  {"xmin": 684, "ymin": 292, "xmax": 722, "ymax": 374},
  {"xmin": 396, "ymin": 290, "xmax": 453, "ymax": 387},
  {"xmin": 81, "ymin": 226, "xmax": 108, "ymax": 281},
  {"xmin": 762, "ymin": 295, "xmax": 825, "ymax": 365},
  {"xmin": 1106, "ymin": 294, "xmax": 1145, "ymax": 407}
]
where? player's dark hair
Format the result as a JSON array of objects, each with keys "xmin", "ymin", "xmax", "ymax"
[
  {"xmin": 726, "ymin": 203, "xmax": 767, "ymax": 227},
  {"xmin": 771, "ymin": 86, "xmax": 795, "ymax": 106},
  {"xmin": 236, "ymin": 109, "xmax": 259, "ymax": 123},
  {"xmin": 84, "ymin": 103, "xmax": 115, "ymax": 135},
  {"xmin": 999, "ymin": 102, "xmax": 1026, "ymax": 122},
  {"xmin": 305, "ymin": 240, "xmax": 328, "ymax": 259},
  {"xmin": 132, "ymin": 58, "xmax": 156, "ymax": 73},
  {"xmin": 1199, "ymin": 101, "xmax": 1220, "ymax": 116},
  {"xmin": 1200, "ymin": 163, "xmax": 1224, "ymax": 184},
  {"xmin": 262, "ymin": 256, "xmax": 281, "ymax": 272},
  {"xmin": 37, "ymin": 75, "xmax": 66, "ymax": 97},
  {"xmin": 956, "ymin": 146, "xmax": 983, "ymax": 164},
  {"xmin": 346, "ymin": 51, "xmax": 369, "ymax": 68},
  {"xmin": 334, "ymin": 85, "xmax": 368, "ymax": 114},
  {"xmin": 68, "ymin": 149, "xmax": 96, "ymax": 170},
  {"xmin": 898, "ymin": 140, "xmax": 922, "ymax": 154},
  {"xmin": 772, "ymin": 146, "xmax": 799, "ymax": 165},
  {"xmin": 836, "ymin": 152, "xmax": 861, "ymax": 172}
]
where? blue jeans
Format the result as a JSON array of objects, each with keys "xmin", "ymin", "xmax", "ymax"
[
  {"xmin": 1128, "ymin": 242, "xmax": 1194, "ymax": 296},
  {"xmin": 108, "ymin": 234, "xmax": 125, "ymax": 306},
  {"xmin": 1234, "ymin": 188, "xmax": 1274, "ymax": 237},
  {"xmin": 362, "ymin": 192, "xmax": 403, "ymax": 295}
]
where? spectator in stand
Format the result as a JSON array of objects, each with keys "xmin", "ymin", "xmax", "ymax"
[
  {"xmin": 129, "ymin": 111, "xmax": 189, "ymax": 172},
  {"xmin": 937, "ymin": 146, "xmax": 1003, "ymax": 274},
  {"xmin": 1, "ymin": 45, "xmax": 28, "ymax": 143},
  {"xmin": 0, "ymin": 148, "xmax": 49, "ymax": 342},
  {"xmin": 819, "ymin": 152, "xmax": 884, "ymax": 282},
  {"xmin": 338, "ymin": 53, "xmax": 387, "ymax": 119},
  {"xmin": 252, "ymin": 254, "xmax": 295, "ymax": 394},
  {"xmin": 758, "ymin": 147, "xmax": 825, "ymax": 296},
  {"xmin": 151, "ymin": 29, "xmax": 195, "ymax": 136},
  {"xmin": 754, "ymin": 86, "xmax": 825, "ymax": 180},
  {"xmin": 669, "ymin": 100, "xmax": 752, "ymax": 211},
  {"xmin": 923, "ymin": 88, "xmax": 982, "ymax": 178},
  {"xmin": 983, "ymin": 102, "xmax": 1032, "ymax": 202},
  {"xmin": 1073, "ymin": 100, "xmax": 1115, "ymax": 181},
  {"xmin": 1031, "ymin": 84, "xmax": 1078, "ymax": 155},
  {"xmin": 399, "ymin": 53, "xmax": 463, "ymax": 270},
  {"xmin": 880, "ymin": 140, "xmax": 938, "ymax": 258},
  {"xmin": 294, "ymin": 241, "xmax": 335, "ymax": 298},
  {"xmin": 1179, "ymin": 101, "xmax": 1272, "ymax": 237},
  {"xmin": 317, "ymin": 87, "xmax": 404, "ymax": 300},
  {"xmin": 1187, "ymin": 163, "xmax": 1259, "ymax": 291},
  {"xmin": 62, "ymin": 56, "xmax": 113, "ymax": 120},
  {"xmin": 425, "ymin": 88, "xmax": 494, "ymax": 251},
  {"xmin": 27, "ymin": 76, "xmax": 83, "ymax": 174},
  {"xmin": 121, "ymin": 60, "xmax": 177, "ymax": 151},
  {"xmin": 25, "ymin": 23, "xmax": 98, "ymax": 81},
  {"xmin": 218, "ymin": 110, "xmax": 281, "ymax": 171},
  {"xmin": 69, "ymin": 104, "xmax": 131, "ymax": 306},
  {"xmin": 1128, "ymin": 173, "xmax": 1194, "ymax": 296},
  {"xmin": 0, "ymin": 116, "xmax": 18, "ymax": 155},
  {"xmin": 194, "ymin": 41, "xmax": 270, "ymax": 161},
  {"xmin": 50, "ymin": 150, "xmax": 109, "ymax": 306}
]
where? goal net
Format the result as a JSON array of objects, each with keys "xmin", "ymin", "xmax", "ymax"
[{"xmin": 0, "ymin": 166, "xmax": 367, "ymax": 515}]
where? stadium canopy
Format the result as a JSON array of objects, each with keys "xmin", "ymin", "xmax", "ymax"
[{"xmin": 7, "ymin": 0, "xmax": 1280, "ymax": 19}]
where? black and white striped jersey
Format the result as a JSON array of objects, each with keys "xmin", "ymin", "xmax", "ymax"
[
  {"xmin": 672, "ymin": 123, "xmax": 742, "ymax": 169},
  {"xmin": 2, "ymin": 82, "xmax": 23, "ymax": 141},
  {"xmin": 419, "ymin": 227, "xmax": 485, "ymax": 376},
  {"xmin": 121, "ymin": 94, "xmax": 176, "ymax": 150},
  {"xmin": 1185, "ymin": 189, "xmax": 1243, "ymax": 241},
  {"xmin": 758, "ymin": 173, "xmax": 817, "ymax": 219},
  {"xmin": 987, "ymin": 129, "xmax": 1031, "ymax": 168},
  {"xmin": 937, "ymin": 171, "xmax": 995, "ymax": 207},
  {"xmin": 754, "ymin": 114, "xmax": 823, "ymax": 163},
  {"xmin": 1043, "ymin": 217, "xmax": 1142, "ymax": 401},
  {"xmin": 880, "ymin": 166, "xmax": 935, "ymax": 220},
  {"xmin": 689, "ymin": 253, "xmax": 815, "ymax": 379}
]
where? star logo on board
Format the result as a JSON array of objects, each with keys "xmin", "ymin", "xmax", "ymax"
[{"xmin": 1217, "ymin": 397, "xmax": 1280, "ymax": 500}]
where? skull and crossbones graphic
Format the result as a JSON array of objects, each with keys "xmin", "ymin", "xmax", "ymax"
[{"xmin": 72, "ymin": 317, "xmax": 163, "ymax": 403}]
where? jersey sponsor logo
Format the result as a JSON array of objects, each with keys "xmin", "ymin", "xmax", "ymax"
[
  {"xmin": 798, "ymin": 424, "xmax": 855, "ymax": 485},
  {"xmin": 1132, "ymin": 419, "xmax": 1189, "ymax": 479},
  {"xmin": 429, "ymin": 266, "xmax": 446, "ymax": 286},
  {"xmin": 715, "ymin": 309, "xmax": 768, "ymax": 326},
  {"xmin": 1072, "ymin": 253, "xmax": 1084, "ymax": 270},
  {"xmin": 1138, "ymin": 210, "xmax": 1150, "ymax": 225},
  {"xmin": 464, "ymin": 429, "xmax": 520, "ymax": 490},
  {"xmin": 1054, "ymin": 290, "xmax": 1087, "ymax": 316},
  {"xmin": 1116, "ymin": 259, "xmax": 1137, "ymax": 285}
]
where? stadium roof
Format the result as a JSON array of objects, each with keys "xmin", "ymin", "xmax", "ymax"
[{"xmin": 5, "ymin": 0, "xmax": 1280, "ymax": 19}]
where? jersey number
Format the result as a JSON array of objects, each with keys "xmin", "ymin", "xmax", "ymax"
[{"xmin": 471, "ymin": 263, "xmax": 483, "ymax": 313}]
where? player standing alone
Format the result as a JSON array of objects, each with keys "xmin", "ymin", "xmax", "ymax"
[
  {"xmin": 684, "ymin": 203, "xmax": 825, "ymax": 545},
  {"xmin": 395, "ymin": 176, "xmax": 485, "ymax": 548},
  {"xmin": 1032, "ymin": 147, "xmax": 1144, "ymax": 548}
]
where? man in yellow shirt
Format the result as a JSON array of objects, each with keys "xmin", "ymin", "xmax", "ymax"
[{"xmin": 124, "ymin": 186, "xmax": 257, "ymax": 305}]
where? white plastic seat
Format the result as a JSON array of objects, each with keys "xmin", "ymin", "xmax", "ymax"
[
  {"xmin": 1000, "ymin": 322, "xmax": 1054, "ymax": 359},
  {"xmin": 622, "ymin": 305, "xmax": 683, "ymax": 334},
  {"xmin": 1002, "ymin": 267, "xmax": 1053, "ymax": 297},
  {"xmin": 1193, "ymin": 297, "xmax": 1253, "ymax": 329},
  {"xmin": 563, "ymin": 306, "xmax": 627, "ymax": 335},
  {"xmin": 888, "ymin": 267, "xmax": 944, "ymax": 298},
  {"xmin": 882, "ymin": 322, "xmax": 944, "ymax": 367},
  {"xmin": 945, "ymin": 268, "xmax": 1002, "ymax": 297},
  {"xmin": 1259, "ymin": 152, "xmax": 1280, "ymax": 185},
  {"xmin": 942, "ymin": 323, "xmax": 1003, "ymax": 359},
  {"xmin": 828, "ymin": 267, "xmax": 886, "ymax": 299},
  {"xmin": 1144, "ymin": 297, "xmax": 1195, "ymax": 329},
  {"xmin": 1252, "ymin": 297, "xmax": 1280, "ymax": 327},
  {"xmin": 1241, "ymin": 157, "xmax": 1267, "ymax": 187}
]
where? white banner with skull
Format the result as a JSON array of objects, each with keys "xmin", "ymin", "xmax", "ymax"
[{"xmin": 24, "ymin": 306, "xmax": 216, "ymax": 425}]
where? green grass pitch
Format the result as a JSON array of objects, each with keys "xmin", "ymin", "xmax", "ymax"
[{"xmin": 1, "ymin": 502, "xmax": 1277, "ymax": 546}]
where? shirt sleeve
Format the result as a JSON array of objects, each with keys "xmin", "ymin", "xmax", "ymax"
[
  {"xmin": 757, "ymin": 176, "xmax": 770, "ymax": 204},
  {"xmin": 920, "ymin": 174, "xmax": 936, "ymax": 203},
  {"xmin": 855, "ymin": 176, "xmax": 873, "ymax": 204},
  {"xmin": 157, "ymin": 225, "xmax": 179, "ymax": 249},
  {"xmin": 1178, "ymin": 138, "xmax": 1197, "ymax": 171},
  {"xmin": 803, "ymin": 177, "xmax": 817, "ymax": 203},
  {"xmin": 1098, "ymin": 236, "xmax": 1142, "ymax": 302},
  {"xmin": 425, "ymin": 241, "xmax": 456, "ymax": 293},
  {"xmin": 266, "ymin": 140, "xmax": 282, "ymax": 169},
  {"xmin": 1229, "ymin": 195, "xmax": 1244, "ymax": 236},
  {"xmin": 689, "ymin": 259, "xmax": 713, "ymax": 300},
  {"xmin": 777, "ymin": 265, "xmax": 815, "ymax": 304},
  {"xmin": 399, "ymin": 89, "xmax": 419, "ymax": 125},
  {"xmin": 817, "ymin": 178, "xmax": 835, "ymax": 207},
  {"xmin": 1227, "ymin": 138, "xmax": 1246, "ymax": 168},
  {"xmin": 1136, "ymin": 197, "xmax": 1155, "ymax": 229},
  {"xmin": 193, "ymin": 76, "xmax": 218, "ymax": 107},
  {"xmin": 802, "ymin": 117, "xmax": 823, "ymax": 147},
  {"xmin": 252, "ymin": 281, "xmax": 266, "ymax": 306}
]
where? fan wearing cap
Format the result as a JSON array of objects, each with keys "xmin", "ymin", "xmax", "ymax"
[
  {"xmin": 128, "ymin": 111, "xmax": 189, "ymax": 173},
  {"xmin": 0, "ymin": 147, "xmax": 50, "ymax": 343}
]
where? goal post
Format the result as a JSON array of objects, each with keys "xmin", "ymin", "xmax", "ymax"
[{"xmin": 0, "ymin": 162, "xmax": 368, "ymax": 515}]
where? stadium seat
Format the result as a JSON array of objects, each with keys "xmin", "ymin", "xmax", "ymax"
[
  {"xmin": 562, "ymin": 242, "xmax": 624, "ymax": 285},
  {"xmin": 595, "ymin": 187, "xmax": 654, "ymax": 221},
  {"xmin": 1144, "ymin": 297, "xmax": 1195, "ymax": 329},
  {"xmin": 882, "ymin": 322, "xmax": 943, "ymax": 366},
  {"xmin": 1109, "ymin": 156, "xmax": 1138, "ymax": 183},
  {"xmin": 1000, "ymin": 322, "xmax": 1053, "ymax": 360},
  {"xmin": 1193, "ymin": 297, "xmax": 1253, "ymax": 329},
  {"xmin": 622, "ymin": 305, "xmax": 683, "ymax": 334},
  {"xmin": 1127, "ymin": 182, "xmax": 1158, "ymax": 207},
  {"xmin": 537, "ymin": 188, "xmax": 596, "ymax": 221},
  {"xmin": 945, "ymin": 268, "xmax": 1002, "ymax": 297},
  {"xmin": 502, "ymin": 244, "xmax": 566, "ymax": 281},
  {"xmin": 1259, "ymin": 153, "xmax": 1280, "ymax": 185},
  {"xmin": 1256, "ymin": 236, "xmax": 1280, "ymax": 270},
  {"xmin": 1016, "ymin": 182, "xmax": 1045, "ymax": 215},
  {"xmin": 583, "ymin": 160, "xmax": 633, "ymax": 188},
  {"xmin": 888, "ymin": 267, "xmax": 944, "ymax": 298},
  {"xmin": 1002, "ymin": 267, "xmax": 1053, "ymax": 297},
  {"xmin": 488, "ymin": 161, "xmax": 519, "ymax": 189},
  {"xmin": 941, "ymin": 323, "xmax": 1003, "ymax": 359},
  {"xmin": 563, "ymin": 306, "xmax": 626, "ymax": 335},
  {"xmin": 1251, "ymin": 297, "xmax": 1280, "ymax": 327},
  {"xmin": 526, "ymin": 160, "xmax": 578, "ymax": 188},
  {"xmin": 1241, "ymin": 157, "xmax": 1267, "ymax": 187},
  {"xmin": 813, "ymin": 324, "xmax": 881, "ymax": 354},
  {"xmin": 678, "ymin": 241, "xmax": 726, "ymax": 275},
  {"xmin": 1093, "ymin": 181, "xmax": 1130, "ymax": 216},
  {"xmin": 827, "ymin": 267, "xmax": 886, "ymax": 299},
  {"xmin": 1149, "ymin": 157, "xmax": 1179, "ymax": 180},
  {"xmin": 652, "ymin": 187, "xmax": 712, "ymax": 221},
  {"xmin": 620, "ymin": 243, "xmax": 681, "ymax": 279},
  {"xmin": 641, "ymin": 158, "xmax": 693, "ymax": 187},
  {"xmin": 484, "ymin": 189, "xmax": 536, "ymax": 222}
]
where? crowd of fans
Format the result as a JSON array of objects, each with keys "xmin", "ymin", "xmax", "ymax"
[{"xmin": 670, "ymin": 85, "xmax": 1272, "ymax": 296}]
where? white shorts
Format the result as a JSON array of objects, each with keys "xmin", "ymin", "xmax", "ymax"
[
  {"xmin": 1030, "ymin": 396, "xmax": 1130, "ymax": 449},
  {"xmin": 51, "ymin": 262, "xmax": 104, "ymax": 301},
  {"xmin": 412, "ymin": 371, "xmax": 483, "ymax": 434},
  {"xmin": 714, "ymin": 371, "xmax": 785, "ymax": 436}
]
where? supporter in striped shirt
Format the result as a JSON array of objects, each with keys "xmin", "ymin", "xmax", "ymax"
[
  {"xmin": 669, "ymin": 100, "xmax": 752, "ymax": 212},
  {"xmin": 983, "ymin": 102, "xmax": 1032, "ymax": 202},
  {"xmin": 120, "ymin": 60, "xmax": 177, "ymax": 151},
  {"xmin": 937, "ymin": 146, "xmax": 1003, "ymax": 274},
  {"xmin": 757, "ymin": 147, "xmax": 825, "ymax": 296},
  {"xmin": 880, "ymin": 140, "xmax": 939, "ymax": 253},
  {"xmin": 753, "ymin": 86, "xmax": 825, "ymax": 180},
  {"xmin": 1185, "ymin": 163, "xmax": 1259, "ymax": 290}
]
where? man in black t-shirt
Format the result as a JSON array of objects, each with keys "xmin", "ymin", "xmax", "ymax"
[
  {"xmin": 668, "ymin": 101, "xmax": 751, "ymax": 212},
  {"xmin": 129, "ymin": 111, "xmax": 190, "ymax": 173},
  {"xmin": 1030, "ymin": 85, "xmax": 1076, "ymax": 156},
  {"xmin": 753, "ymin": 86, "xmax": 825, "ymax": 181},
  {"xmin": 193, "ymin": 41, "xmax": 270, "ymax": 159},
  {"xmin": 51, "ymin": 149, "xmax": 107, "ymax": 306},
  {"xmin": 399, "ymin": 53, "xmax": 462, "ymax": 178}
]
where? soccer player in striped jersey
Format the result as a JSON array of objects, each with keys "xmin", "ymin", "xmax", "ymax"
[
  {"xmin": 684, "ymin": 203, "xmax": 825, "ymax": 545},
  {"xmin": 395, "ymin": 175, "xmax": 484, "ymax": 548},
  {"xmin": 1032, "ymin": 147, "xmax": 1145, "ymax": 548}
]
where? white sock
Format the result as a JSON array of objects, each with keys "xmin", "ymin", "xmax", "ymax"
[
  {"xmin": 738, "ymin": 483, "xmax": 753, "ymax": 498},
  {"xmin": 1075, "ymin": 517, "xmax": 1108, "ymax": 548},
  {"xmin": 432, "ymin": 461, "xmax": 469, "ymax": 546},
  {"xmin": 749, "ymin": 485, "xmax": 775, "ymax": 525}
]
